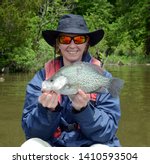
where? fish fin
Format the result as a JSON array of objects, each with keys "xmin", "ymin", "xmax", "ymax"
[
  {"xmin": 99, "ymin": 87, "xmax": 108, "ymax": 94},
  {"xmin": 73, "ymin": 62, "xmax": 104, "ymax": 75},
  {"xmin": 108, "ymin": 78, "xmax": 124, "ymax": 97},
  {"xmin": 91, "ymin": 87, "xmax": 108, "ymax": 94},
  {"xmin": 86, "ymin": 62, "xmax": 104, "ymax": 75}
]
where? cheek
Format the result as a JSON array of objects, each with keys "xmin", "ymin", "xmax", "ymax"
[
  {"xmin": 58, "ymin": 45, "xmax": 66, "ymax": 55},
  {"xmin": 80, "ymin": 44, "xmax": 88, "ymax": 53},
  {"xmin": 58, "ymin": 45, "xmax": 66, "ymax": 51}
]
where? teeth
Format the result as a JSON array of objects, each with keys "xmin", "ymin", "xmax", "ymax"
[{"xmin": 68, "ymin": 52, "xmax": 77, "ymax": 54}]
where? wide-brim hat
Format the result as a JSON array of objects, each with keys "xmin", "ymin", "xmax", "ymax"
[{"xmin": 42, "ymin": 14, "xmax": 104, "ymax": 47}]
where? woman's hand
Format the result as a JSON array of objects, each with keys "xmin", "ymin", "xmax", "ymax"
[
  {"xmin": 38, "ymin": 91, "xmax": 59, "ymax": 111},
  {"xmin": 71, "ymin": 89, "xmax": 90, "ymax": 111}
]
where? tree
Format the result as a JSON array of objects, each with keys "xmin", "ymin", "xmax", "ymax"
[
  {"xmin": 105, "ymin": 0, "xmax": 149, "ymax": 56},
  {"xmin": 74, "ymin": 0, "xmax": 113, "ymax": 56},
  {"xmin": 0, "ymin": 0, "xmax": 76, "ymax": 71}
]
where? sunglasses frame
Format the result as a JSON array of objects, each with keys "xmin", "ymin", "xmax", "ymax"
[{"xmin": 58, "ymin": 35, "xmax": 89, "ymax": 45}]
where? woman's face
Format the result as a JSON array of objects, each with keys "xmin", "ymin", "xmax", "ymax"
[{"xmin": 58, "ymin": 34, "xmax": 89, "ymax": 65}]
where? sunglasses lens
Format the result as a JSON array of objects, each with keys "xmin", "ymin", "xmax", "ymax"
[
  {"xmin": 59, "ymin": 35, "xmax": 87, "ymax": 44},
  {"xmin": 59, "ymin": 36, "xmax": 71, "ymax": 44},
  {"xmin": 74, "ymin": 36, "xmax": 86, "ymax": 44}
]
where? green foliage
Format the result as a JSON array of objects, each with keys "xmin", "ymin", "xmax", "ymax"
[
  {"xmin": 0, "ymin": 0, "xmax": 42, "ymax": 51},
  {"xmin": 9, "ymin": 46, "xmax": 36, "ymax": 72},
  {"xmin": 113, "ymin": 33, "xmax": 144, "ymax": 57},
  {"xmin": 81, "ymin": 0, "xmax": 113, "ymax": 56},
  {"xmin": 107, "ymin": 0, "xmax": 149, "ymax": 56},
  {"xmin": 105, "ymin": 54, "xmax": 150, "ymax": 65},
  {"xmin": 0, "ymin": 0, "xmax": 149, "ymax": 72},
  {"xmin": 0, "ymin": 0, "xmax": 76, "ymax": 71},
  {"xmin": 33, "ymin": 39, "xmax": 54, "ymax": 71}
]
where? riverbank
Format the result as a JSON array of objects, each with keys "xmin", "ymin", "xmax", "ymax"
[
  {"xmin": 103, "ymin": 55, "xmax": 150, "ymax": 66},
  {"xmin": 0, "ymin": 55, "xmax": 150, "ymax": 73}
]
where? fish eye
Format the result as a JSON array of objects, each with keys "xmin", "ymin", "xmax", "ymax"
[{"xmin": 50, "ymin": 79, "xmax": 53, "ymax": 82}]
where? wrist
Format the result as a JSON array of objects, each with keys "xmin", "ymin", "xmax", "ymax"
[
  {"xmin": 48, "ymin": 103, "xmax": 61, "ymax": 112},
  {"xmin": 72, "ymin": 105, "xmax": 87, "ymax": 113}
]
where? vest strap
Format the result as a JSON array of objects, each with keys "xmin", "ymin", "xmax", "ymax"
[{"xmin": 45, "ymin": 58, "xmax": 61, "ymax": 80}]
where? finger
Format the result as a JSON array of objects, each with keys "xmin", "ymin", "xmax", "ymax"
[
  {"xmin": 73, "ymin": 90, "xmax": 90, "ymax": 108},
  {"xmin": 72, "ymin": 95, "xmax": 84, "ymax": 109},
  {"xmin": 47, "ymin": 92, "xmax": 59, "ymax": 109},
  {"xmin": 38, "ymin": 92, "xmax": 48, "ymax": 104},
  {"xmin": 78, "ymin": 89, "xmax": 87, "ymax": 98},
  {"xmin": 80, "ymin": 89, "xmax": 90, "ymax": 100},
  {"xmin": 78, "ymin": 89, "xmax": 85, "ymax": 94},
  {"xmin": 42, "ymin": 94, "xmax": 52, "ymax": 107},
  {"xmin": 47, "ymin": 95, "xmax": 56, "ymax": 108}
]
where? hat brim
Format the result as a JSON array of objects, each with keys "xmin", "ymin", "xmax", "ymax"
[{"xmin": 42, "ymin": 29, "xmax": 104, "ymax": 47}]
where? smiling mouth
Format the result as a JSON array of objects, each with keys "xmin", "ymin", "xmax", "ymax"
[{"xmin": 67, "ymin": 51, "xmax": 78, "ymax": 55}]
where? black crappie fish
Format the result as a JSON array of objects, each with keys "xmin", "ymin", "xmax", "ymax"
[{"xmin": 42, "ymin": 62, "xmax": 124, "ymax": 97}]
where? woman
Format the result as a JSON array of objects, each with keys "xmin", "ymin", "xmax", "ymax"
[{"xmin": 21, "ymin": 14, "xmax": 121, "ymax": 147}]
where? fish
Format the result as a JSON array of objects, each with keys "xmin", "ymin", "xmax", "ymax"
[{"xmin": 42, "ymin": 62, "xmax": 124, "ymax": 97}]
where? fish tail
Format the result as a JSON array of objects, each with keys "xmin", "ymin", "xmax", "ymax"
[{"xmin": 108, "ymin": 78, "xmax": 124, "ymax": 97}]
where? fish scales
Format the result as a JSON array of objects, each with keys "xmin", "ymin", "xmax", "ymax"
[{"xmin": 60, "ymin": 63, "xmax": 106, "ymax": 93}]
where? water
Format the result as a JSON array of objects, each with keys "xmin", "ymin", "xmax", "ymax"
[
  {"xmin": 0, "ymin": 73, "xmax": 33, "ymax": 146},
  {"xmin": 106, "ymin": 65, "xmax": 150, "ymax": 146},
  {"xmin": 0, "ymin": 65, "xmax": 150, "ymax": 147}
]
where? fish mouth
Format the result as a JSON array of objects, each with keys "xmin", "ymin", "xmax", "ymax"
[
  {"xmin": 42, "ymin": 81, "xmax": 52, "ymax": 91},
  {"xmin": 41, "ymin": 76, "xmax": 68, "ymax": 92}
]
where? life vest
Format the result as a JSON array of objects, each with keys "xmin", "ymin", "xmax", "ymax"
[{"xmin": 45, "ymin": 57, "xmax": 102, "ymax": 102}]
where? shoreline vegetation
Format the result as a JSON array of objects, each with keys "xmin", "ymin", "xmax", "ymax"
[
  {"xmin": 103, "ymin": 55, "xmax": 150, "ymax": 66},
  {"xmin": 0, "ymin": 55, "xmax": 150, "ymax": 74}
]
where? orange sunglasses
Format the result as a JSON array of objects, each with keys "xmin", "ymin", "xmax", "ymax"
[{"xmin": 58, "ymin": 35, "xmax": 89, "ymax": 44}]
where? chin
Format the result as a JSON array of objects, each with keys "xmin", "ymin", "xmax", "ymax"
[
  {"xmin": 68, "ymin": 56, "xmax": 81, "ymax": 62},
  {"xmin": 70, "ymin": 59, "xmax": 81, "ymax": 63}
]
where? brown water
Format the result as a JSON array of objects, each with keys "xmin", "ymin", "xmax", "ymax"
[{"xmin": 0, "ymin": 65, "xmax": 150, "ymax": 147}]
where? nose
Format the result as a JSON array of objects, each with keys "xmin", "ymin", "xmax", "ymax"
[{"xmin": 69, "ymin": 40, "xmax": 76, "ymax": 47}]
